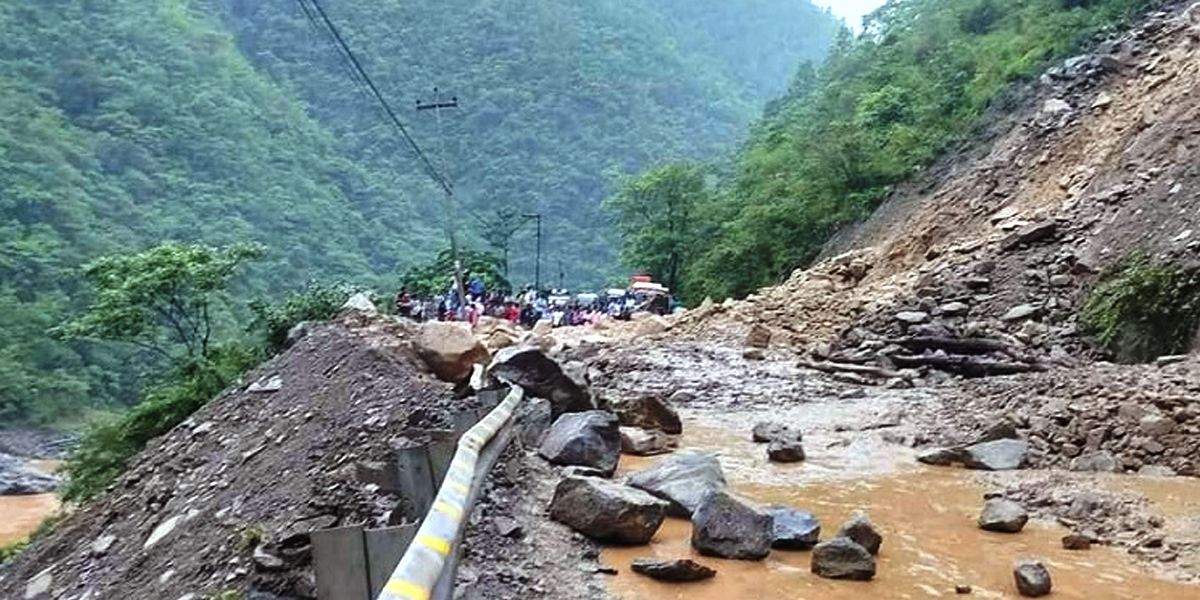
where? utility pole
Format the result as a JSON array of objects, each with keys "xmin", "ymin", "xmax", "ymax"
[
  {"xmin": 523, "ymin": 212, "xmax": 542, "ymax": 292},
  {"xmin": 417, "ymin": 88, "xmax": 468, "ymax": 316},
  {"xmin": 558, "ymin": 259, "xmax": 565, "ymax": 291}
]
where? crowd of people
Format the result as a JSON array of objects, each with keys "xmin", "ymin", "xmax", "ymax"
[{"xmin": 391, "ymin": 272, "xmax": 676, "ymax": 329}]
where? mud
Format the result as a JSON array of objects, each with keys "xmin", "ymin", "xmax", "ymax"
[
  {"xmin": 603, "ymin": 412, "xmax": 1200, "ymax": 599},
  {"xmin": 0, "ymin": 496, "xmax": 59, "ymax": 547}
]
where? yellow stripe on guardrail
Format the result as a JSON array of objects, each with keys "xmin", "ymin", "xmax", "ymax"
[{"xmin": 377, "ymin": 386, "xmax": 524, "ymax": 600}]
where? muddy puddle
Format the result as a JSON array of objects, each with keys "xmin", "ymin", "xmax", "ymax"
[{"xmin": 602, "ymin": 413, "xmax": 1200, "ymax": 600}]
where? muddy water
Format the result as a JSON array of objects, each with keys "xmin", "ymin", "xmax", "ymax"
[
  {"xmin": 603, "ymin": 415, "xmax": 1200, "ymax": 600},
  {"xmin": 0, "ymin": 460, "xmax": 62, "ymax": 546}
]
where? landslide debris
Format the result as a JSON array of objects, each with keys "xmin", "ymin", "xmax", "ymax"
[{"xmin": 0, "ymin": 317, "xmax": 489, "ymax": 600}]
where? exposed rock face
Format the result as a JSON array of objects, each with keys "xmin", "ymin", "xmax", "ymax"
[
  {"xmin": 767, "ymin": 438, "xmax": 806, "ymax": 463},
  {"xmin": 538, "ymin": 411, "xmax": 621, "ymax": 476},
  {"xmin": 690, "ymin": 491, "xmax": 774, "ymax": 561},
  {"xmin": 619, "ymin": 427, "xmax": 672, "ymax": 456},
  {"xmin": 978, "ymin": 499, "xmax": 1030, "ymax": 533},
  {"xmin": 962, "ymin": 439, "xmax": 1029, "ymax": 471},
  {"xmin": 548, "ymin": 477, "xmax": 667, "ymax": 545},
  {"xmin": 630, "ymin": 558, "xmax": 716, "ymax": 582},
  {"xmin": 626, "ymin": 452, "xmax": 727, "ymax": 518},
  {"xmin": 765, "ymin": 506, "xmax": 821, "ymax": 550},
  {"xmin": 614, "ymin": 394, "xmax": 683, "ymax": 434},
  {"xmin": 416, "ymin": 321, "xmax": 490, "ymax": 382},
  {"xmin": 811, "ymin": 538, "xmax": 876, "ymax": 581},
  {"xmin": 836, "ymin": 511, "xmax": 883, "ymax": 555},
  {"xmin": 489, "ymin": 346, "xmax": 593, "ymax": 419},
  {"xmin": 1013, "ymin": 560, "xmax": 1053, "ymax": 597}
]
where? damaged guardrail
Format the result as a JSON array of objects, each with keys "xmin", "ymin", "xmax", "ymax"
[{"xmin": 375, "ymin": 384, "xmax": 525, "ymax": 600}]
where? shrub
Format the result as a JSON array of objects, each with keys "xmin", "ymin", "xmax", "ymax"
[
  {"xmin": 1081, "ymin": 253, "xmax": 1200, "ymax": 363},
  {"xmin": 249, "ymin": 281, "xmax": 358, "ymax": 354}
]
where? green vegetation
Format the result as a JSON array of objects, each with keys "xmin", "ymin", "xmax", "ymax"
[
  {"xmin": 1, "ymin": 0, "xmax": 837, "ymax": 426},
  {"xmin": 249, "ymin": 281, "xmax": 357, "ymax": 354},
  {"xmin": 239, "ymin": 523, "xmax": 267, "ymax": 550},
  {"xmin": 610, "ymin": 0, "xmax": 1156, "ymax": 301},
  {"xmin": 1082, "ymin": 254, "xmax": 1200, "ymax": 363},
  {"xmin": 400, "ymin": 249, "xmax": 509, "ymax": 298}
]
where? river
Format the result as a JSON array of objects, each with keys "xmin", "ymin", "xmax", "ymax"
[
  {"xmin": 603, "ymin": 415, "xmax": 1200, "ymax": 600},
  {"xmin": 0, "ymin": 460, "xmax": 62, "ymax": 546}
]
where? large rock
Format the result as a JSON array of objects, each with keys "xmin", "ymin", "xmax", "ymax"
[
  {"xmin": 416, "ymin": 322, "xmax": 491, "ymax": 382},
  {"xmin": 752, "ymin": 422, "xmax": 801, "ymax": 443},
  {"xmin": 614, "ymin": 394, "xmax": 682, "ymax": 434},
  {"xmin": 691, "ymin": 490, "xmax": 773, "ymax": 561},
  {"xmin": 630, "ymin": 558, "xmax": 716, "ymax": 582},
  {"xmin": 549, "ymin": 476, "xmax": 667, "ymax": 544},
  {"xmin": 916, "ymin": 446, "xmax": 968, "ymax": 466},
  {"xmin": 489, "ymin": 346, "xmax": 593, "ymax": 419},
  {"xmin": 1013, "ymin": 560, "xmax": 1052, "ymax": 597},
  {"xmin": 538, "ymin": 411, "xmax": 621, "ymax": 476},
  {"xmin": 620, "ymin": 427, "xmax": 671, "ymax": 456},
  {"xmin": 961, "ymin": 439, "xmax": 1028, "ymax": 471},
  {"xmin": 765, "ymin": 506, "xmax": 821, "ymax": 550},
  {"xmin": 767, "ymin": 438, "xmax": 806, "ymax": 463},
  {"xmin": 978, "ymin": 499, "xmax": 1029, "ymax": 533},
  {"xmin": 836, "ymin": 511, "xmax": 882, "ymax": 555},
  {"xmin": 626, "ymin": 452, "xmax": 727, "ymax": 517},
  {"xmin": 811, "ymin": 538, "xmax": 876, "ymax": 581},
  {"xmin": 1070, "ymin": 451, "xmax": 1119, "ymax": 473}
]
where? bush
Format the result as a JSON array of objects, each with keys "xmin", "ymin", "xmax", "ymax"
[
  {"xmin": 1081, "ymin": 254, "xmax": 1200, "ymax": 363},
  {"xmin": 249, "ymin": 281, "xmax": 358, "ymax": 354},
  {"xmin": 61, "ymin": 344, "xmax": 258, "ymax": 502}
]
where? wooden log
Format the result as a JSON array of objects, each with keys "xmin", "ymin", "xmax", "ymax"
[
  {"xmin": 889, "ymin": 354, "xmax": 1046, "ymax": 377},
  {"xmin": 796, "ymin": 358, "xmax": 905, "ymax": 380},
  {"xmin": 890, "ymin": 336, "xmax": 1019, "ymax": 357}
]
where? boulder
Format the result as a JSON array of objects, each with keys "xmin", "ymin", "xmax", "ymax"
[
  {"xmin": 767, "ymin": 439, "xmax": 806, "ymax": 463},
  {"xmin": 489, "ymin": 346, "xmax": 593, "ymax": 419},
  {"xmin": 1070, "ymin": 451, "xmax": 1119, "ymax": 473},
  {"xmin": 691, "ymin": 490, "xmax": 773, "ymax": 561},
  {"xmin": 630, "ymin": 558, "xmax": 716, "ymax": 583},
  {"xmin": 1001, "ymin": 221, "xmax": 1057, "ymax": 251},
  {"xmin": 751, "ymin": 422, "xmax": 800, "ymax": 443},
  {"xmin": 416, "ymin": 322, "xmax": 491, "ymax": 382},
  {"xmin": 746, "ymin": 323, "xmax": 772, "ymax": 349},
  {"xmin": 916, "ymin": 446, "xmax": 968, "ymax": 467},
  {"xmin": 978, "ymin": 499, "xmax": 1029, "ymax": 533},
  {"xmin": 538, "ymin": 411, "xmax": 621, "ymax": 476},
  {"xmin": 961, "ymin": 439, "xmax": 1028, "ymax": 471},
  {"xmin": 765, "ymin": 506, "xmax": 821, "ymax": 550},
  {"xmin": 811, "ymin": 538, "xmax": 876, "ymax": 581},
  {"xmin": 896, "ymin": 311, "xmax": 929, "ymax": 325},
  {"xmin": 836, "ymin": 511, "xmax": 882, "ymax": 555},
  {"xmin": 1013, "ymin": 560, "xmax": 1052, "ymax": 597},
  {"xmin": 1000, "ymin": 304, "xmax": 1041, "ymax": 322},
  {"xmin": 614, "ymin": 394, "xmax": 682, "ymax": 434},
  {"xmin": 620, "ymin": 427, "xmax": 671, "ymax": 456},
  {"xmin": 1061, "ymin": 534, "xmax": 1091, "ymax": 550},
  {"xmin": 626, "ymin": 452, "xmax": 727, "ymax": 518},
  {"xmin": 341, "ymin": 291, "xmax": 377, "ymax": 314},
  {"xmin": 548, "ymin": 476, "xmax": 667, "ymax": 544}
]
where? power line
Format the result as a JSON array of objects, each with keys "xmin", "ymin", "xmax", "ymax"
[
  {"xmin": 295, "ymin": 0, "xmax": 373, "ymax": 104},
  {"xmin": 296, "ymin": 0, "xmax": 453, "ymax": 195}
]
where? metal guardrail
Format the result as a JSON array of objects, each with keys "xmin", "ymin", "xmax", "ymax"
[{"xmin": 376, "ymin": 385, "xmax": 525, "ymax": 600}]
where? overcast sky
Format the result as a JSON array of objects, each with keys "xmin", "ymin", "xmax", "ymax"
[{"xmin": 816, "ymin": 0, "xmax": 887, "ymax": 29}]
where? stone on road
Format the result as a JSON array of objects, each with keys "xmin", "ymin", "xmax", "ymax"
[
  {"xmin": 978, "ymin": 499, "xmax": 1029, "ymax": 533},
  {"xmin": 767, "ymin": 438, "xmax": 806, "ymax": 463},
  {"xmin": 691, "ymin": 490, "xmax": 774, "ymax": 561},
  {"xmin": 549, "ymin": 476, "xmax": 667, "ymax": 545},
  {"xmin": 539, "ymin": 411, "xmax": 621, "ymax": 477},
  {"xmin": 630, "ymin": 558, "xmax": 717, "ymax": 583},
  {"xmin": 620, "ymin": 427, "xmax": 671, "ymax": 456},
  {"xmin": 614, "ymin": 394, "xmax": 683, "ymax": 434},
  {"xmin": 961, "ymin": 438, "xmax": 1028, "ymax": 471},
  {"xmin": 811, "ymin": 538, "xmax": 876, "ymax": 581},
  {"xmin": 1013, "ymin": 560, "xmax": 1053, "ymax": 597},
  {"xmin": 765, "ymin": 505, "xmax": 821, "ymax": 550},
  {"xmin": 626, "ymin": 452, "xmax": 727, "ymax": 518},
  {"xmin": 489, "ymin": 346, "xmax": 593, "ymax": 419},
  {"xmin": 836, "ymin": 510, "xmax": 883, "ymax": 555}
]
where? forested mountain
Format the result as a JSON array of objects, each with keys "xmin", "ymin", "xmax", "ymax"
[
  {"xmin": 607, "ymin": 0, "xmax": 1157, "ymax": 302},
  {"xmin": 0, "ymin": 0, "xmax": 838, "ymax": 424}
]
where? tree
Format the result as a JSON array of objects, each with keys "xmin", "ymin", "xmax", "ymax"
[
  {"xmin": 400, "ymin": 248, "xmax": 509, "ymax": 298},
  {"xmin": 603, "ymin": 164, "xmax": 709, "ymax": 299},
  {"xmin": 59, "ymin": 242, "xmax": 264, "ymax": 364},
  {"xmin": 473, "ymin": 207, "xmax": 534, "ymax": 278}
]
